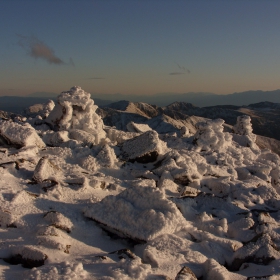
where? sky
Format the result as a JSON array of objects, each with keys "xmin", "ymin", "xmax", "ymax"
[{"xmin": 1, "ymin": 0, "xmax": 280, "ymax": 97}]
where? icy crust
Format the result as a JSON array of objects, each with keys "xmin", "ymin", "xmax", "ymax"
[
  {"xmin": 45, "ymin": 86, "xmax": 106, "ymax": 145},
  {"xmin": 0, "ymin": 120, "xmax": 45, "ymax": 148},
  {"xmin": 84, "ymin": 185, "xmax": 188, "ymax": 241}
]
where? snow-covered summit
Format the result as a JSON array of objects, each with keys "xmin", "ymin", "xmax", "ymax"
[{"xmin": 1, "ymin": 88, "xmax": 280, "ymax": 279}]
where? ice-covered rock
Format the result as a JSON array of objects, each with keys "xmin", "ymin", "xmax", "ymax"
[
  {"xmin": 193, "ymin": 119, "xmax": 232, "ymax": 152},
  {"xmin": 42, "ymin": 130, "xmax": 69, "ymax": 146},
  {"xmin": 0, "ymin": 120, "xmax": 45, "ymax": 148},
  {"xmin": 24, "ymin": 100, "xmax": 55, "ymax": 118},
  {"xmin": 230, "ymin": 234, "xmax": 280, "ymax": 271},
  {"xmin": 233, "ymin": 115, "xmax": 259, "ymax": 151},
  {"xmin": 120, "ymin": 130, "xmax": 167, "ymax": 163},
  {"xmin": 96, "ymin": 144, "xmax": 118, "ymax": 168},
  {"xmin": 84, "ymin": 185, "xmax": 187, "ymax": 242},
  {"xmin": 43, "ymin": 211, "xmax": 73, "ymax": 233},
  {"xmin": 126, "ymin": 121, "xmax": 152, "ymax": 133},
  {"xmin": 4, "ymin": 246, "xmax": 48, "ymax": 268},
  {"xmin": 33, "ymin": 156, "xmax": 60, "ymax": 183},
  {"xmin": 0, "ymin": 209, "xmax": 17, "ymax": 227},
  {"xmin": 203, "ymin": 258, "xmax": 246, "ymax": 280},
  {"xmin": 45, "ymin": 86, "xmax": 106, "ymax": 145}
]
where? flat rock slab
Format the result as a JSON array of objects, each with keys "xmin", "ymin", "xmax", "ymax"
[{"xmin": 84, "ymin": 185, "xmax": 187, "ymax": 242}]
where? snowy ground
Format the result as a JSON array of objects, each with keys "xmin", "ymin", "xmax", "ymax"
[{"xmin": 1, "ymin": 86, "xmax": 280, "ymax": 279}]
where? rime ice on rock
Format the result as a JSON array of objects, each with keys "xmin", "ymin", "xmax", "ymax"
[
  {"xmin": 126, "ymin": 121, "xmax": 152, "ymax": 133},
  {"xmin": 233, "ymin": 115, "xmax": 259, "ymax": 151},
  {"xmin": 25, "ymin": 100, "xmax": 55, "ymax": 119},
  {"xmin": 42, "ymin": 131, "xmax": 69, "ymax": 147},
  {"xmin": 0, "ymin": 120, "xmax": 45, "ymax": 148},
  {"xmin": 120, "ymin": 130, "xmax": 167, "ymax": 163},
  {"xmin": 96, "ymin": 144, "xmax": 118, "ymax": 168},
  {"xmin": 33, "ymin": 157, "xmax": 60, "ymax": 183},
  {"xmin": 45, "ymin": 86, "xmax": 106, "ymax": 145},
  {"xmin": 193, "ymin": 119, "xmax": 232, "ymax": 152},
  {"xmin": 5, "ymin": 246, "xmax": 48, "ymax": 268},
  {"xmin": 44, "ymin": 211, "xmax": 73, "ymax": 233},
  {"xmin": 84, "ymin": 185, "xmax": 187, "ymax": 242},
  {"xmin": 0, "ymin": 210, "xmax": 17, "ymax": 227}
]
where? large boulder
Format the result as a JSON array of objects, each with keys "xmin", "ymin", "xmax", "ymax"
[
  {"xmin": 0, "ymin": 120, "xmax": 45, "ymax": 148},
  {"xmin": 84, "ymin": 185, "xmax": 187, "ymax": 242}
]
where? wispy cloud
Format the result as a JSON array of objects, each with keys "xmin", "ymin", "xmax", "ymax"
[
  {"xmin": 169, "ymin": 72, "xmax": 185, "ymax": 75},
  {"xmin": 17, "ymin": 34, "xmax": 74, "ymax": 66},
  {"xmin": 169, "ymin": 62, "xmax": 191, "ymax": 75}
]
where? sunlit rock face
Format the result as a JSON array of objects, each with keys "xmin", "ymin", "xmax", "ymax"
[{"xmin": 45, "ymin": 86, "xmax": 106, "ymax": 145}]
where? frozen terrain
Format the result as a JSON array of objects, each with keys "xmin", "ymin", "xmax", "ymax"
[{"xmin": 1, "ymin": 86, "xmax": 280, "ymax": 279}]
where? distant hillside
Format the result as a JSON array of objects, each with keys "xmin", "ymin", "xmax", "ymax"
[{"xmin": 93, "ymin": 89, "xmax": 280, "ymax": 107}]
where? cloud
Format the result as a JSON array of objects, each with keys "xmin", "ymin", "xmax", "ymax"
[
  {"xmin": 169, "ymin": 62, "xmax": 191, "ymax": 75},
  {"xmin": 169, "ymin": 72, "xmax": 185, "ymax": 75},
  {"xmin": 17, "ymin": 34, "xmax": 66, "ymax": 65}
]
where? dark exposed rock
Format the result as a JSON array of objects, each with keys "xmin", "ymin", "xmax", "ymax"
[
  {"xmin": 3, "ymin": 246, "xmax": 47, "ymax": 268},
  {"xmin": 109, "ymin": 248, "xmax": 137, "ymax": 260},
  {"xmin": 175, "ymin": 266, "xmax": 198, "ymax": 280}
]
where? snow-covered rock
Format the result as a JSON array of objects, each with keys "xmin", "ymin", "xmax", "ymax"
[
  {"xmin": 193, "ymin": 119, "xmax": 232, "ymax": 152},
  {"xmin": 43, "ymin": 211, "xmax": 73, "ymax": 233},
  {"xmin": 45, "ymin": 86, "xmax": 106, "ymax": 145},
  {"xmin": 4, "ymin": 246, "xmax": 48, "ymax": 268},
  {"xmin": 120, "ymin": 130, "xmax": 167, "ymax": 163},
  {"xmin": 233, "ymin": 115, "xmax": 259, "ymax": 151},
  {"xmin": 126, "ymin": 121, "xmax": 152, "ymax": 133},
  {"xmin": 84, "ymin": 185, "xmax": 187, "ymax": 241},
  {"xmin": 33, "ymin": 156, "xmax": 60, "ymax": 183},
  {"xmin": 0, "ymin": 120, "xmax": 45, "ymax": 148}
]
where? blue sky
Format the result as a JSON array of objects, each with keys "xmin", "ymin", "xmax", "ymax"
[{"xmin": 1, "ymin": 0, "xmax": 280, "ymax": 97}]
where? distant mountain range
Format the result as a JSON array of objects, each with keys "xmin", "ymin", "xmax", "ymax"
[
  {"xmin": 1, "ymin": 89, "xmax": 279, "ymax": 113},
  {"xmin": 92, "ymin": 89, "xmax": 280, "ymax": 107}
]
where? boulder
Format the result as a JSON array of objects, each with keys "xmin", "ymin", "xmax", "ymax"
[
  {"xmin": 0, "ymin": 120, "xmax": 45, "ymax": 148},
  {"xmin": 4, "ymin": 246, "xmax": 48, "ymax": 268},
  {"xmin": 44, "ymin": 211, "xmax": 73, "ymax": 233},
  {"xmin": 120, "ymin": 130, "xmax": 167, "ymax": 163},
  {"xmin": 84, "ymin": 185, "xmax": 187, "ymax": 242}
]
